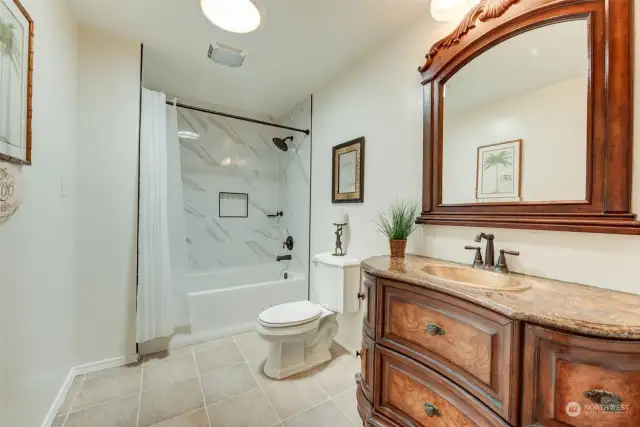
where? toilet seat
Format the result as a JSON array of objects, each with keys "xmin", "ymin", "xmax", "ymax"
[{"xmin": 258, "ymin": 301, "xmax": 322, "ymax": 328}]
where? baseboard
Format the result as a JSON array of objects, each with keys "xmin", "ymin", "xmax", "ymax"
[
  {"xmin": 74, "ymin": 353, "xmax": 140, "ymax": 376},
  {"xmin": 40, "ymin": 353, "xmax": 139, "ymax": 427},
  {"xmin": 40, "ymin": 369, "xmax": 76, "ymax": 427}
]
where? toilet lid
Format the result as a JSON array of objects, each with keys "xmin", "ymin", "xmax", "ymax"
[{"xmin": 258, "ymin": 301, "xmax": 322, "ymax": 328}]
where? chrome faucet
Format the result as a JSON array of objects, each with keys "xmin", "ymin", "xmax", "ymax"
[{"xmin": 465, "ymin": 233, "xmax": 520, "ymax": 273}]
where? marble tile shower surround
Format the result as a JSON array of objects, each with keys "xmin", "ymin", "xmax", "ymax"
[
  {"xmin": 177, "ymin": 100, "xmax": 311, "ymax": 274},
  {"xmin": 276, "ymin": 97, "xmax": 312, "ymax": 278}
]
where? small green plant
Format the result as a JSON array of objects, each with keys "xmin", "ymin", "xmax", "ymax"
[{"xmin": 374, "ymin": 200, "xmax": 419, "ymax": 240}]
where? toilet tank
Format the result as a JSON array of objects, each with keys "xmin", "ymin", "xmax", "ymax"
[{"xmin": 311, "ymin": 252, "xmax": 361, "ymax": 314}]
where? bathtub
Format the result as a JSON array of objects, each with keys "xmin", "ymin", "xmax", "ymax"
[{"xmin": 187, "ymin": 264, "xmax": 308, "ymax": 338}]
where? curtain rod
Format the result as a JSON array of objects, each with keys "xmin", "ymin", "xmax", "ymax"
[{"xmin": 166, "ymin": 101, "xmax": 310, "ymax": 135}]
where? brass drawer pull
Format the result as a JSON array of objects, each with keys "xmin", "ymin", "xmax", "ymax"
[
  {"xmin": 423, "ymin": 403, "xmax": 442, "ymax": 417},
  {"xmin": 426, "ymin": 323, "xmax": 447, "ymax": 336},
  {"xmin": 584, "ymin": 389, "xmax": 622, "ymax": 412}
]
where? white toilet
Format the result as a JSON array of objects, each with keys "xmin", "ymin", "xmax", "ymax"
[{"xmin": 256, "ymin": 253, "xmax": 361, "ymax": 380}]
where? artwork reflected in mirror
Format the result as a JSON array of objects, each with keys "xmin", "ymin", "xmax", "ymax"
[
  {"xmin": 0, "ymin": 0, "xmax": 33, "ymax": 165},
  {"xmin": 441, "ymin": 19, "xmax": 588, "ymax": 205},
  {"xmin": 476, "ymin": 140, "xmax": 522, "ymax": 202},
  {"xmin": 332, "ymin": 137, "xmax": 364, "ymax": 203}
]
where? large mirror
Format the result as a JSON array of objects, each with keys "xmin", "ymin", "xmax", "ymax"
[
  {"xmin": 442, "ymin": 20, "xmax": 588, "ymax": 204},
  {"xmin": 418, "ymin": 0, "xmax": 640, "ymax": 234}
]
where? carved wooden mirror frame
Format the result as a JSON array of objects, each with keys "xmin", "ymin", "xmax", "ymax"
[{"xmin": 417, "ymin": 0, "xmax": 640, "ymax": 234}]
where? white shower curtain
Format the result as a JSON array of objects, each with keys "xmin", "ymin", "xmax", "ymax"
[{"xmin": 137, "ymin": 89, "xmax": 186, "ymax": 343}]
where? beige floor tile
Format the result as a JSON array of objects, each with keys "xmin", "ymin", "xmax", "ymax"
[
  {"xmin": 332, "ymin": 386, "xmax": 360, "ymax": 426},
  {"xmin": 233, "ymin": 331, "xmax": 268, "ymax": 359},
  {"xmin": 57, "ymin": 375, "xmax": 84, "ymax": 415},
  {"xmin": 246, "ymin": 357, "xmax": 267, "ymax": 375},
  {"xmin": 143, "ymin": 353, "xmax": 198, "ymax": 390},
  {"xmin": 65, "ymin": 394, "xmax": 138, "ymax": 427},
  {"xmin": 201, "ymin": 363, "xmax": 258, "ymax": 405},
  {"xmin": 282, "ymin": 400, "xmax": 353, "ymax": 427},
  {"xmin": 143, "ymin": 345, "xmax": 193, "ymax": 362},
  {"xmin": 251, "ymin": 358, "xmax": 329, "ymax": 419},
  {"xmin": 52, "ymin": 415, "xmax": 66, "ymax": 427},
  {"xmin": 312, "ymin": 353, "xmax": 360, "ymax": 397},
  {"xmin": 207, "ymin": 388, "xmax": 278, "ymax": 427},
  {"xmin": 150, "ymin": 408, "xmax": 210, "ymax": 427},
  {"xmin": 192, "ymin": 336, "xmax": 234, "ymax": 352},
  {"xmin": 139, "ymin": 377, "xmax": 205, "ymax": 427},
  {"xmin": 194, "ymin": 341, "xmax": 244, "ymax": 374},
  {"xmin": 72, "ymin": 364, "xmax": 142, "ymax": 410}
]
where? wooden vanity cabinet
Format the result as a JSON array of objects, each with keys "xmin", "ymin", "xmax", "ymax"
[
  {"xmin": 376, "ymin": 347, "xmax": 510, "ymax": 427},
  {"xmin": 357, "ymin": 274, "xmax": 640, "ymax": 427},
  {"xmin": 362, "ymin": 272, "xmax": 377, "ymax": 338},
  {"xmin": 522, "ymin": 324, "xmax": 640, "ymax": 427},
  {"xmin": 360, "ymin": 332, "xmax": 375, "ymax": 402},
  {"xmin": 376, "ymin": 279, "xmax": 520, "ymax": 423}
]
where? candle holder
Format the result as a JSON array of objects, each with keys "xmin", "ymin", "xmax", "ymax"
[{"xmin": 333, "ymin": 223, "xmax": 347, "ymax": 256}]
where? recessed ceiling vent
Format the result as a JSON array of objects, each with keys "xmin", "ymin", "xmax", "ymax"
[{"xmin": 208, "ymin": 43, "xmax": 246, "ymax": 68}]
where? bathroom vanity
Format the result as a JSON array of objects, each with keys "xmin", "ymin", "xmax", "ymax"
[
  {"xmin": 354, "ymin": 0, "xmax": 640, "ymax": 424},
  {"xmin": 356, "ymin": 255, "xmax": 640, "ymax": 427}
]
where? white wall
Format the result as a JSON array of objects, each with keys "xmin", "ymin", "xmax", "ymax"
[
  {"xmin": 0, "ymin": 0, "xmax": 78, "ymax": 425},
  {"xmin": 312, "ymin": 11, "xmax": 640, "ymax": 296},
  {"xmin": 443, "ymin": 76, "xmax": 587, "ymax": 203},
  {"xmin": 76, "ymin": 26, "xmax": 140, "ymax": 365}
]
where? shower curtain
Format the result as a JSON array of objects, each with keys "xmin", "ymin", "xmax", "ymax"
[{"xmin": 137, "ymin": 89, "xmax": 187, "ymax": 343}]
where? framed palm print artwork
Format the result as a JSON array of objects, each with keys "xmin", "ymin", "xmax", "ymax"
[
  {"xmin": 0, "ymin": 0, "xmax": 33, "ymax": 165},
  {"xmin": 476, "ymin": 139, "xmax": 522, "ymax": 202}
]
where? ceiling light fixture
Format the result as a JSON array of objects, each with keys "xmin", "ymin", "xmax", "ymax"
[
  {"xmin": 201, "ymin": 0, "xmax": 261, "ymax": 34},
  {"xmin": 430, "ymin": 0, "xmax": 479, "ymax": 22}
]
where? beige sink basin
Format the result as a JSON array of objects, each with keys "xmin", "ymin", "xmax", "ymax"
[{"xmin": 421, "ymin": 264, "xmax": 532, "ymax": 291}]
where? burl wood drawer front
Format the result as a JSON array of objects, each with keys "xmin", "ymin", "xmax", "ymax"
[
  {"xmin": 363, "ymin": 272, "xmax": 377, "ymax": 338},
  {"xmin": 523, "ymin": 324, "xmax": 640, "ymax": 427},
  {"xmin": 377, "ymin": 280, "xmax": 519, "ymax": 423},
  {"xmin": 376, "ymin": 346, "xmax": 510, "ymax": 427}
]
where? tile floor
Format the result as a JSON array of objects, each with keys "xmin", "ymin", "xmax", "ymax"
[{"xmin": 52, "ymin": 331, "xmax": 362, "ymax": 427}]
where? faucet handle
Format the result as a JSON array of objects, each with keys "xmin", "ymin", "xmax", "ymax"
[
  {"xmin": 500, "ymin": 249, "xmax": 520, "ymax": 256},
  {"xmin": 464, "ymin": 245, "xmax": 483, "ymax": 268},
  {"xmin": 496, "ymin": 249, "xmax": 519, "ymax": 273}
]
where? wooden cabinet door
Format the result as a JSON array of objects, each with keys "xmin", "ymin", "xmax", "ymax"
[
  {"xmin": 376, "ymin": 346, "xmax": 510, "ymax": 427},
  {"xmin": 377, "ymin": 279, "xmax": 519, "ymax": 424},
  {"xmin": 522, "ymin": 324, "xmax": 640, "ymax": 427},
  {"xmin": 360, "ymin": 332, "xmax": 375, "ymax": 402},
  {"xmin": 362, "ymin": 272, "xmax": 377, "ymax": 338}
]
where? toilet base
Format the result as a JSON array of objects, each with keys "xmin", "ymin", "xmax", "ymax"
[{"xmin": 258, "ymin": 313, "xmax": 339, "ymax": 380}]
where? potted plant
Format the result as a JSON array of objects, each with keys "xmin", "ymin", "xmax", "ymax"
[{"xmin": 374, "ymin": 200, "xmax": 419, "ymax": 258}]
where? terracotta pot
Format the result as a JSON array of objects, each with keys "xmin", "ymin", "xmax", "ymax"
[{"xmin": 389, "ymin": 239, "xmax": 407, "ymax": 258}]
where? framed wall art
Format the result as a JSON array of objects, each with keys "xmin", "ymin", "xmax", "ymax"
[
  {"xmin": 332, "ymin": 137, "xmax": 364, "ymax": 203},
  {"xmin": 476, "ymin": 139, "xmax": 522, "ymax": 202},
  {"xmin": 0, "ymin": 0, "xmax": 33, "ymax": 165}
]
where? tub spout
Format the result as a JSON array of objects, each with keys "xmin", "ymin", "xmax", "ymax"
[{"xmin": 276, "ymin": 254, "xmax": 292, "ymax": 262}]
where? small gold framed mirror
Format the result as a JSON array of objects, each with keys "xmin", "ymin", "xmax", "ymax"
[{"xmin": 332, "ymin": 137, "xmax": 365, "ymax": 203}]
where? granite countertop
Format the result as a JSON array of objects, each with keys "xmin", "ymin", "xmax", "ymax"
[{"xmin": 362, "ymin": 255, "xmax": 640, "ymax": 340}]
